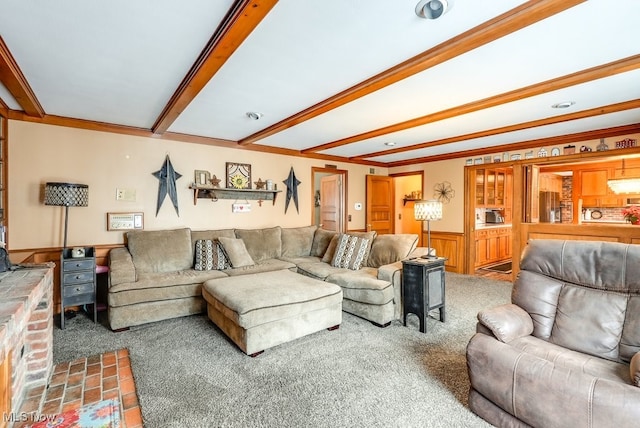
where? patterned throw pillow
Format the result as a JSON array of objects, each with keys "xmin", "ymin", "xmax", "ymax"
[
  {"xmin": 331, "ymin": 234, "xmax": 370, "ymax": 270},
  {"xmin": 194, "ymin": 239, "xmax": 230, "ymax": 271}
]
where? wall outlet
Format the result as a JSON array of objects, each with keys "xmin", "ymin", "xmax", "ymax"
[{"xmin": 116, "ymin": 188, "xmax": 136, "ymax": 202}]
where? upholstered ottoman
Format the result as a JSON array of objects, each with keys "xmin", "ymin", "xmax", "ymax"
[{"xmin": 202, "ymin": 270, "xmax": 343, "ymax": 356}]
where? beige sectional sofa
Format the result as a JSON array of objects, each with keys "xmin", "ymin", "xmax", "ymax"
[{"xmin": 108, "ymin": 225, "xmax": 422, "ymax": 331}]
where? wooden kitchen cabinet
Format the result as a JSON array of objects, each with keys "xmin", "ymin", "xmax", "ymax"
[
  {"xmin": 579, "ymin": 168, "xmax": 623, "ymax": 207},
  {"xmin": 476, "ymin": 168, "xmax": 507, "ymax": 207},
  {"xmin": 475, "ymin": 227, "xmax": 512, "ymax": 268}
]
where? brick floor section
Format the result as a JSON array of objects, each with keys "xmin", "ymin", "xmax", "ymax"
[{"xmin": 13, "ymin": 348, "xmax": 143, "ymax": 427}]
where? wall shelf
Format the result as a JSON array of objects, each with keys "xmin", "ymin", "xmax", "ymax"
[
  {"xmin": 403, "ymin": 198, "xmax": 420, "ymax": 206},
  {"xmin": 189, "ymin": 186, "xmax": 282, "ymax": 206}
]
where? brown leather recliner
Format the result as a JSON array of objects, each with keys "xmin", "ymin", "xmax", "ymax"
[{"xmin": 466, "ymin": 239, "xmax": 640, "ymax": 428}]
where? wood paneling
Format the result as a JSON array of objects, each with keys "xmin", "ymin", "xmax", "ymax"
[
  {"xmin": 426, "ymin": 231, "xmax": 465, "ymax": 273},
  {"xmin": 15, "ymin": 245, "xmax": 121, "ymax": 315},
  {"xmin": 0, "ymin": 36, "xmax": 44, "ymax": 117}
]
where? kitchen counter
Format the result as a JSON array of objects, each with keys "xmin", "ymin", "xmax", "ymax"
[
  {"xmin": 476, "ymin": 223, "xmax": 512, "ymax": 229},
  {"xmin": 581, "ymin": 220, "xmax": 629, "ymax": 224}
]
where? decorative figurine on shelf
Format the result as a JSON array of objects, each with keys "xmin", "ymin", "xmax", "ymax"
[
  {"xmin": 580, "ymin": 145, "xmax": 592, "ymax": 152},
  {"xmin": 254, "ymin": 178, "xmax": 266, "ymax": 190},
  {"xmin": 283, "ymin": 167, "xmax": 301, "ymax": 214},
  {"xmin": 209, "ymin": 175, "xmax": 222, "ymax": 188},
  {"xmin": 152, "ymin": 155, "xmax": 181, "ymax": 217},
  {"xmin": 596, "ymin": 138, "xmax": 609, "ymax": 151}
]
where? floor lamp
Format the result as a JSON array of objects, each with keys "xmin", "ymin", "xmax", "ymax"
[
  {"xmin": 414, "ymin": 199, "xmax": 443, "ymax": 259},
  {"xmin": 44, "ymin": 182, "xmax": 89, "ymax": 249}
]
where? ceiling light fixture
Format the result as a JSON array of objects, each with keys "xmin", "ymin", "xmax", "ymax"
[
  {"xmin": 415, "ymin": 0, "xmax": 454, "ymax": 20},
  {"xmin": 551, "ymin": 101, "xmax": 575, "ymax": 109},
  {"xmin": 246, "ymin": 112, "xmax": 263, "ymax": 120},
  {"xmin": 608, "ymin": 159, "xmax": 640, "ymax": 194},
  {"xmin": 384, "ymin": 142, "xmax": 396, "ymax": 147}
]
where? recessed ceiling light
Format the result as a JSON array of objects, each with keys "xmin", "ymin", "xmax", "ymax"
[
  {"xmin": 551, "ymin": 101, "xmax": 575, "ymax": 109},
  {"xmin": 246, "ymin": 112, "xmax": 263, "ymax": 120},
  {"xmin": 384, "ymin": 142, "xmax": 396, "ymax": 147}
]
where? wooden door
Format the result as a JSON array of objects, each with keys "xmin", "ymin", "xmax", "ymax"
[
  {"xmin": 319, "ymin": 175, "xmax": 343, "ymax": 232},
  {"xmin": 366, "ymin": 175, "xmax": 394, "ymax": 234}
]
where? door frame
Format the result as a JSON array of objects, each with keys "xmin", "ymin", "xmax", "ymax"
[
  {"xmin": 389, "ymin": 170, "xmax": 424, "ymax": 240},
  {"xmin": 311, "ymin": 167, "xmax": 348, "ymax": 232}
]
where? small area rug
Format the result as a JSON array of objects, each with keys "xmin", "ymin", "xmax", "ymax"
[
  {"xmin": 481, "ymin": 261, "xmax": 512, "ymax": 273},
  {"xmin": 29, "ymin": 399, "xmax": 120, "ymax": 428}
]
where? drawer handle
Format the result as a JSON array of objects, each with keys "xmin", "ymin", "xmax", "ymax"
[
  {"xmin": 75, "ymin": 263, "xmax": 82, "ymax": 267},
  {"xmin": 75, "ymin": 275, "xmax": 81, "ymax": 280},
  {"xmin": 76, "ymin": 287, "xmax": 81, "ymax": 292}
]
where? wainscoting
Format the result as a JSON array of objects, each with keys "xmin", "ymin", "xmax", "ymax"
[
  {"xmin": 11, "ymin": 245, "xmax": 122, "ymax": 316},
  {"xmin": 423, "ymin": 231, "xmax": 465, "ymax": 274}
]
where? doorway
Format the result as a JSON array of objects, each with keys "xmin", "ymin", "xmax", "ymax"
[
  {"xmin": 311, "ymin": 167, "xmax": 347, "ymax": 232},
  {"xmin": 390, "ymin": 171, "xmax": 424, "ymax": 244}
]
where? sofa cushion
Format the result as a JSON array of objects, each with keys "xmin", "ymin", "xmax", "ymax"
[
  {"xmin": 109, "ymin": 269, "xmax": 228, "ymax": 306},
  {"xmin": 194, "ymin": 239, "xmax": 230, "ymax": 271},
  {"xmin": 297, "ymin": 261, "xmax": 349, "ymax": 280},
  {"xmin": 191, "ymin": 229, "xmax": 235, "ymax": 252},
  {"xmin": 331, "ymin": 234, "xmax": 371, "ymax": 270},
  {"xmin": 127, "ymin": 228, "xmax": 193, "ymax": 273},
  {"xmin": 311, "ymin": 228, "xmax": 337, "ymax": 257},
  {"xmin": 281, "ymin": 226, "xmax": 317, "ymax": 257},
  {"xmin": 550, "ymin": 284, "xmax": 627, "ymax": 362},
  {"xmin": 222, "ymin": 259, "xmax": 296, "ymax": 277},
  {"xmin": 218, "ymin": 237, "xmax": 255, "ymax": 268},
  {"xmin": 327, "ymin": 268, "xmax": 393, "ymax": 305},
  {"xmin": 366, "ymin": 234, "xmax": 418, "ymax": 268},
  {"xmin": 234, "ymin": 227, "xmax": 282, "ymax": 262}
]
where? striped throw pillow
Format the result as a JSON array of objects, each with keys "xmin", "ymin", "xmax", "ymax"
[
  {"xmin": 331, "ymin": 234, "xmax": 370, "ymax": 270},
  {"xmin": 194, "ymin": 239, "xmax": 230, "ymax": 270}
]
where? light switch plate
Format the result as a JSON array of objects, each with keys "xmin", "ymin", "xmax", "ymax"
[{"xmin": 116, "ymin": 188, "xmax": 136, "ymax": 202}]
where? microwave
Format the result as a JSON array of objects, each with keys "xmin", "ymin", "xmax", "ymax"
[{"xmin": 485, "ymin": 210, "xmax": 504, "ymax": 224}]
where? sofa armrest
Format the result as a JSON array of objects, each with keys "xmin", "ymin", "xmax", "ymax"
[
  {"xmin": 632, "ymin": 351, "xmax": 640, "ymax": 387},
  {"xmin": 477, "ymin": 303, "xmax": 533, "ymax": 343},
  {"xmin": 109, "ymin": 247, "xmax": 136, "ymax": 286}
]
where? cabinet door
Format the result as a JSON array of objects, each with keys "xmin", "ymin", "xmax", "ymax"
[
  {"xmin": 475, "ymin": 170, "xmax": 485, "ymax": 206},
  {"xmin": 486, "ymin": 170, "xmax": 496, "ymax": 205},
  {"xmin": 580, "ymin": 170, "xmax": 609, "ymax": 197},
  {"xmin": 475, "ymin": 237, "xmax": 488, "ymax": 267},
  {"xmin": 495, "ymin": 170, "xmax": 505, "ymax": 206}
]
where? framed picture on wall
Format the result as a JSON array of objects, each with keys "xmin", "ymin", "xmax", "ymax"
[{"xmin": 226, "ymin": 162, "xmax": 252, "ymax": 189}]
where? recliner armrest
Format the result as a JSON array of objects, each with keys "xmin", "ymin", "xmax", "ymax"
[
  {"xmin": 477, "ymin": 304, "xmax": 533, "ymax": 343},
  {"xmin": 108, "ymin": 247, "xmax": 136, "ymax": 286},
  {"xmin": 632, "ymin": 351, "xmax": 640, "ymax": 387}
]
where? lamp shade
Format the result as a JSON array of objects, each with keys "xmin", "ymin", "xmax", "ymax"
[
  {"xmin": 44, "ymin": 182, "xmax": 89, "ymax": 207},
  {"xmin": 414, "ymin": 200, "xmax": 442, "ymax": 221}
]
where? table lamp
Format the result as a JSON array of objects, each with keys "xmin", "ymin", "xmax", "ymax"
[
  {"xmin": 414, "ymin": 199, "xmax": 442, "ymax": 259},
  {"xmin": 44, "ymin": 182, "xmax": 89, "ymax": 249}
]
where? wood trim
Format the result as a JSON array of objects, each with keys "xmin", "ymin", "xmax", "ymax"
[
  {"xmin": 352, "ymin": 98, "xmax": 640, "ymax": 160},
  {"xmin": 152, "ymin": 0, "xmax": 278, "ymax": 134},
  {"xmin": 427, "ymin": 231, "xmax": 465, "ymax": 273},
  {"xmin": 0, "ymin": 36, "xmax": 44, "ymax": 118},
  {"xmin": 389, "ymin": 170, "xmax": 424, "ymax": 179},
  {"xmin": 5, "ymin": 110, "xmax": 386, "ymax": 167},
  {"xmin": 240, "ymin": 0, "xmax": 585, "ymax": 147},
  {"xmin": 386, "ymin": 124, "xmax": 640, "ymax": 167}
]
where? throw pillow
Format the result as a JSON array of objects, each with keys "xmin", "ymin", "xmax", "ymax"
[
  {"xmin": 366, "ymin": 234, "xmax": 419, "ymax": 268},
  {"xmin": 311, "ymin": 229, "xmax": 337, "ymax": 257},
  {"xmin": 331, "ymin": 234, "xmax": 370, "ymax": 270},
  {"xmin": 194, "ymin": 239, "xmax": 230, "ymax": 271},
  {"xmin": 218, "ymin": 237, "xmax": 255, "ymax": 268}
]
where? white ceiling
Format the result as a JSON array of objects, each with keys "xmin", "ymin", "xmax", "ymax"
[{"xmin": 1, "ymin": 0, "xmax": 639, "ymax": 166}]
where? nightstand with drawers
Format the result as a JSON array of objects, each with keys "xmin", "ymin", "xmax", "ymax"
[{"xmin": 60, "ymin": 246, "xmax": 96, "ymax": 329}]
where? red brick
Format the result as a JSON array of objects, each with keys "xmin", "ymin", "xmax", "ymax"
[{"xmin": 27, "ymin": 320, "xmax": 49, "ymax": 331}]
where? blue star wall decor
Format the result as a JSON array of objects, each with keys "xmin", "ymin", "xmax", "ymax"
[
  {"xmin": 152, "ymin": 155, "xmax": 182, "ymax": 216},
  {"xmin": 283, "ymin": 167, "xmax": 301, "ymax": 213}
]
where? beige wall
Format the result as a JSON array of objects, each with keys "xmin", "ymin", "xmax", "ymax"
[{"xmin": 8, "ymin": 120, "xmax": 385, "ymax": 250}]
